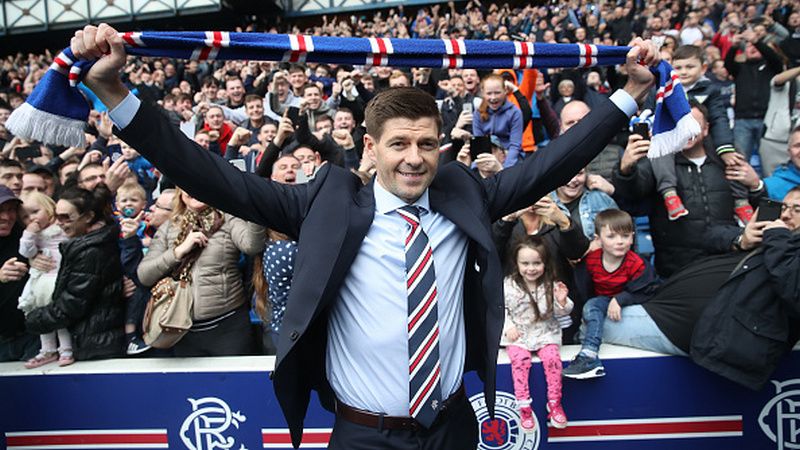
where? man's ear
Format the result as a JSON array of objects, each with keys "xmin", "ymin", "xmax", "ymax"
[{"xmin": 364, "ymin": 133, "xmax": 377, "ymax": 163}]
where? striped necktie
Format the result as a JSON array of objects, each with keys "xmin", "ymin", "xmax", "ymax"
[{"xmin": 397, "ymin": 205, "xmax": 443, "ymax": 428}]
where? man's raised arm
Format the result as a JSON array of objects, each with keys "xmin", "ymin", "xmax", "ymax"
[
  {"xmin": 72, "ymin": 24, "xmax": 307, "ymax": 235},
  {"xmin": 484, "ymin": 39, "xmax": 659, "ymax": 220}
]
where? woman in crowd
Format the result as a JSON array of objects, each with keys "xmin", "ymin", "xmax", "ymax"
[
  {"xmin": 473, "ymin": 73, "xmax": 524, "ymax": 168},
  {"xmin": 25, "ymin": 186, "xmax": 125, "ymax": 361},
  {"xmin": 137, "ymin": 187, "xmax": 265, "ymax": 357}
]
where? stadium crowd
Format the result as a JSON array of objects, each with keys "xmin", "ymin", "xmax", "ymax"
[{"xmin": 0, "ymin": 0, "xmax": 799, "ymax": 429}]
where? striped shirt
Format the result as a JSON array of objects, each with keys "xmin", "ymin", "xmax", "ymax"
[{"xmin": 584, "ymin": 248, "xmax": 645, "ymax": 297}]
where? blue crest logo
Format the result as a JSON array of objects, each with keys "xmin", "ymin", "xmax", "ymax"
[
  {"xmin": 760, "ymin": 379, "xmax": 800, "ymax": 450},
  {"xmin": 470, "ymin": 391, "xmax": 539, "ymax": 450}
]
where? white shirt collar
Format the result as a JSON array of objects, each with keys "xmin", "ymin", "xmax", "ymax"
[{"xmin": 373, "ymin": 179, "xmax": 431, "ymax": 216}]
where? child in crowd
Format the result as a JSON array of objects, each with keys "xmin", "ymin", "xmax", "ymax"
[
  {"xmin": 17, "ymin": 192, "xmax": 70, "ymax": 368},
  {"xmin": 650, "ymin": 45, "xmax": 752, "ymax": 222},
  {"xmin": 564, "ymin": 209, "xmax": 659, "ymax": 379},
  {"xmin": 115, "ymin": 181, "xmax": 151, "ymax": 355},
  {"xmin": 503, "ymin": 236, "xmax": 572, "ymax": 432}
]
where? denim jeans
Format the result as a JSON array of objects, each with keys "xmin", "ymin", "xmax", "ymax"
[
  {"xmin": 733, "ymin": 118, "xmax": 764, "ymax": 160},
  {"xmin": 599, "ymin": 305, "xmax": 687, "ymax": 356},
  {"xmin": 580, "ymin": 296, "xmax": 611, "ymax": 354}
]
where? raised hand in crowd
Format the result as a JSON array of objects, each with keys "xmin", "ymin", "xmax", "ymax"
[
  {"xmin": 619, "ymin": 133, "xmax": 650, "ymax": 175},
  {"xmin": 274, "ymin": 116, "xmax": 295, "ymax": 147},
  {"xmin": 78, "ymin": 149, "xmax": 104, "ymax": 170},
  {"xmin": 475, "ymin": 153, "xmax": 503, "ymax": 178},
  {"xmin": 456, "ymin": 140, "xmax": 472, "ymax": 166},
  {"xmin": 229, "ymin": 127, "xmax": 252, "ymax": 147},
  {"xmin": 586, "ymin": 173, "xmax": 615, "ymax": 196},
  {"xmin": 97, "ymin": 112, "xmax": 114, "ymax": 139},
  {"xmin": 120, "ymin": 211, "xmax": 144, "ymax": 239},
  {"xmin": 532, "ymin": 196, "xmax": 571, "ymax": 230},
  {"xmin": 331, "ymin": 129, "xmax": 354, "ymax": 150},
  {"xmin": 103, "ymin": 156, "xmax": 131, "ymax": 193}
]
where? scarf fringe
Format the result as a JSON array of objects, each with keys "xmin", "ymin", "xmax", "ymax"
[
  {"xmin": 6, "ymin": 102, "xmax": 86, "ymax": 148},
  {"xmin": 648, "ymin": 113, "xmax": 701, "ymax": 159}
]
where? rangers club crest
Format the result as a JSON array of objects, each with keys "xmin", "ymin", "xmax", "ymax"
[
  {"xmin": 470, "ymin": 391, "xmax": 539, "ymax": 450},
  {"xmin": 759, "ymin": 379, "xmax": 800, "ymax": 450}
]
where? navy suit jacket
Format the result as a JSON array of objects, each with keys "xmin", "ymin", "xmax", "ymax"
[{"xmin": 118, "ymin": 97, "xmax": 628, "ymax": 448}]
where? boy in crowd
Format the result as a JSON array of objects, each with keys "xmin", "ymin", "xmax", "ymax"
[
  {"xmin": 115, "ymin": 181, "xmax": 151, "ymax": 355},
  {"xmin": 650, "ymin": 45, "xmax": 753, "ymax": 223},
  {"xmin": 564, "ymin": 209, "xmax": 659, "ymax": 379}
]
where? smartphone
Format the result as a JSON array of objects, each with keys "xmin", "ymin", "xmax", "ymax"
[
  {"xmin": 758, "ymin": 198, "xmax": 782, "ymax": 222},
  {"xmin": 462, "ymin": 102, "xmax": 473, "ymax": 114},
  {"xmin": 470, "ymin": 136, "xmax": 492, "ymax": 160},
  {"xmin": 286, "ymin": 106, "xmax": 300, "ymax": 125},
  {"xmin": 107, "ymin": 143, "xmax": 123, "ymax": 162},
  {"xmin": 632, "ymin": 122, "xmax": 650, "ymax": 139},
  {"xmin": 16, "ymin": 146, "xmax": 41, "ymax": 159}
]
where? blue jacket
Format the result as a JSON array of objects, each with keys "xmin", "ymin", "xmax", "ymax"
[
  {"xmin": 765, "ymin": 163, "xmax": 800, "ymax": 201},
  {"xmin": 550, "ymin": 189, "xmax": 618, "ymax": 238},
  {"xmin": 473, "ymin": 101, "xmax": 524, "ymax": 168}
]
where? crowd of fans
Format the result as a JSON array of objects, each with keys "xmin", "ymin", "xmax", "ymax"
[{"xmin": 0, "ymin": 0, "xmax": 798, "ymax": 393}]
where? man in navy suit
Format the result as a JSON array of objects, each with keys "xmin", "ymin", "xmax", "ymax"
[{"xmin": 73, "ymin": 24, "xmax": 659, "ymax": 449}]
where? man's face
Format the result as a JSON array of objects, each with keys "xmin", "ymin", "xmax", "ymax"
[
  {"xmin": 0, "ymin": 108, "xmax": 10, "ymax": 126},
  {"xmin": 195, "ymin": 132, "xmax": 210, "ymax": 150},
  {"xmin": 450, "ymin": 77, "xmax": 466, "ymax": 97},
  {"xmin": 334, "ymin": 111, "xmax": 355, "ymax": 131},
  {"xmin": 205, "ymin": 107, "xmax": 224, "ymax": 129},
  {"xmin": 226, "ymin": 79, "xmax": 245, "ymax": 104},
  {"xmin": 711, "ymin": 60, "xmax": 729, "ymax": 79},
  {"xmin": 60, "ymin": 162, "xmax": 78, "ymax": 185},
  {"xmin": 21, "ymin": 173, "xmax": 46, "ymax": 195},
  {"xmin": 246, "ymin": 99, "xmax": 264, "ymax": 121},
  {"xmin": 673, "ymin": 57, "xmax": 705, "ymax": 86},
  {"xmin": 146, "ymin": 192, "xmax": 174, "ymax": 228},
  {"xmin": 303, "ymin": 87, "xmax": 322, "ymax": 110},
  {"xmin": 177, "ymin": 98, "xmax": 193, "ymax": 113},
  {"xmin": 289, "ymin": 70, "xmax": 308, "ymax": 91},
  {"xmin": 78, "ymin": 166, "xmax": 106, "ymax": 191},
  {"xmin": 201, "ymin": 82, "xmax": 218, "ymax": 99},
  {"xmin": 259, "ymin": 124, "xmax": 277, "ymax": 144},
  {"xmin": 361, "ymin": 76, "xmax": 374, "ymax": 92},
  {"xmin": 780, "ymin": 191, "xmax": 800, "ymax": 230},
  {"xmin": 788, "ymin": 131, "xmax": 800, "ymax": 169},
  {"xmin": 462, "ymin": 69, "xmax": 479, "ymax": 92},
  {"xmin": 597, "ymin": 225, "xmax": 634, "ymax": 258},
  {"xmin": 275, "ymin": 78, "xmax": 289, "ymax": 99},
  {"xmin": 0, "ymin": 166, "xmax": 23, "ymax": 196},
  {"xmin": 0, "ymin": 200, "xmax": 19, "ymax": 237},
  {"xmin": 315, "ymin": 118, "xmax": 333, "ymax": 135},
  {"xmin": 683, "ymin": 107, "xmax": 709, "ymax": 150},
  {"xmin": 271, "ymin": 156, "xmax": 301, "ymax": 184},
  {"xmin": 365, "ymin": 116, "xmax": 440, "ymax": 204},
  {"xmin": 559, "ymin": 102, "xmax": 591, "ymax": 133},
  {"xmin": 556, "ymin": 168, "xmax": 587, "ymax": 203},
  {"xmin": 789, "ymin": 12, "xmax": 800, "ymax": 29},
  {"xmin": 293, "ymin": 147, "xmax": 320, "ymax": 167}
]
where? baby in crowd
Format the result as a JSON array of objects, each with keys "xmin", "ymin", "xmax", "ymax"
[{"xmin": 17, "ymin": 192, "xmax": 70, "ymax": 368}]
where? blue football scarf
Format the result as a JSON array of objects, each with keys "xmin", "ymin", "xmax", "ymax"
[{"xmin": 7, "ymin": 32, "xmax": 698, "ymax": 157}]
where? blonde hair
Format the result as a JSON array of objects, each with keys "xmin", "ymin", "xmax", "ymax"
[
  {"xmin": 22, "ymin": 192, "xmax": 56, "ymax": 222},
  {"xmin": 117, "ymin": 180, "xmax": 146, "ymax": 202}
]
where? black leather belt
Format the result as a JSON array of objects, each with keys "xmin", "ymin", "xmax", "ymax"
[{"xmin": 336, "ymin": 384, "xmax": 466, "ymax": 432}]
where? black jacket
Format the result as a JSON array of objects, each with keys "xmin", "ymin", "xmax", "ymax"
[
  {"xmin": 725, "ymin": 39, "xmax": 785, "ymax": 119},
  {"xmin": 612, "ymin": 150, "xmax": 760, "ymax": 277},
  {"xmin": 691, "ymin": 228, "xmax": 800, "ymax": 390},
  {"xmin": 116, "ymin": 97, "xmax": 628, "ymax": 448},
  {"xmin": 26, "ymin": 224, "xmax": 125, "ymax": 361},
  {"xmin": 0, "ymin": 223, "xmax": 28, "ymax": 339}
]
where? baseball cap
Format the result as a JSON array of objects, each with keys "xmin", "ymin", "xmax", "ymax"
[
  {"xmin": 490, "ymin": 135, "xmax": 506, "ymax": 151},
  {"xmin": 0, "ymin": 186, "xmax": 22, "ymax": 206}
]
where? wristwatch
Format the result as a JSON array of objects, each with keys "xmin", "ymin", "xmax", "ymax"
[{"xmin": 734, "ymin": 234, "xmax": 744, "ymax": 251}]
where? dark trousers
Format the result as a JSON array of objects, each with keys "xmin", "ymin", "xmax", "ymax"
[
  {"xmin": 328, "ymin": 391, "xmax": 478, "ymax": 450},
  {"xmin": 173, "ymin": 307, "xmax": 254, "ymax": 357}
]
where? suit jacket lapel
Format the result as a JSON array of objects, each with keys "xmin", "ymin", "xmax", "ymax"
[{"xmin": 429, "ymin": 180, "xmax": 493, "ymax": 252}]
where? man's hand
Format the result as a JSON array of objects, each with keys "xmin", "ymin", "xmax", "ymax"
[
  {"xmin": 122, "ymin": 276, "xmax": 136, "ymax": 299},
  {"xmin": 586, "ymin": 174, "xmax": 615, "ymax": 196},
  {"xmin": 456, "ymin": 142, "xmax": 472, "ymax": 166},
  {"xmin": 104, "ymin": 156, "xmax": 131, "ymax": 193},
  {"xmin": 620, "ymin": 133, "xmax": 650, "ymax": 175},
  {"xmin": 607, "ymin": 298, "xmax": 622, "ymax": 321},
  {"xmin": 764, "ymin": 218, "xmax": 789, "ymax": 231},
  {"xmin": 475, "ymin": 153, "xmax": 502, "ymax": 178},
  {"xmin": 0, "ymin": 258, "xmax": 28, "ymax": 283},
  {"xmin": 274, "ymin": 116, "xmax": 294, "ymax": 147},
  {"xmin": 30, "ymin": 253, "xmax": 55, "ymax": 272},
  {"xmin": 725, "ymin": 159, "xmax": 761, "ymax": 190},
  {"xmin": 97, "ymin": 112, "xmax": 114, "ymax": 139},
  {"xmin": 623, "ymin": 38, "xmax": 660, "ymax": 103},
  {"xmin": 739, "ymin": 214, "xmax": 770, "ymax": 250},
  {"xmin": 332, "ymin": 129, "xmax": 355, "ymax": 149},
  {"xmin": 71, "ymin": 24, "xmax": 129, "ymax": 110},
  {"xmin": 230, "ymin": 127, "xmax": 252, "ymax": 146},
  {"xmin": 78, "ymin": 149, "xmax": 103, "ymax": 170},
  {"xmin": 533, "ymin": 196, "xmax": 570, "ymax": 230}
]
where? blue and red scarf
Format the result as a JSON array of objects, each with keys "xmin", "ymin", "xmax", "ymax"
[{"xmin": 7, "ymin": 32, "xmax": 697, "ymax": 158}]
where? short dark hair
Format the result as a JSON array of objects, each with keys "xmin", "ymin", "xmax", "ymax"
[
  {"xmin": 364, "ymin": 87, "xmax": 441, "ymax": 140},
  {"xmin": 594, "ymin": 209, "xmax": 634, "ymax": 235},
  {"xmin": 0, "ymin": 159, "xmax": 23, "ymax": 171},
  {"xmin": 201, "ymin": 76, "xmax": 219, "ymax": 88},
  {"xmin": 302, "ymin": 83, "xmax": 320, "ymax": 95},
  {"xmin": 688, "ymin": 99, "xmax": 709, "ymax": 123},
  {"xmin": 244, "ymin": 94, "xmax": 262, "ymax": 105},
  {"xmin": 288, "ymin": 63, "xmax": 307, "ymax": 74},
  {"xmin": 673, "ymin": 45, "xmax": 705, "ymax": 64}
]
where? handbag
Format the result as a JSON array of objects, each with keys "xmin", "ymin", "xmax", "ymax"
[{"xmin": 142, "ymin": 212, "xmax": 224, "ymax": 349}]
